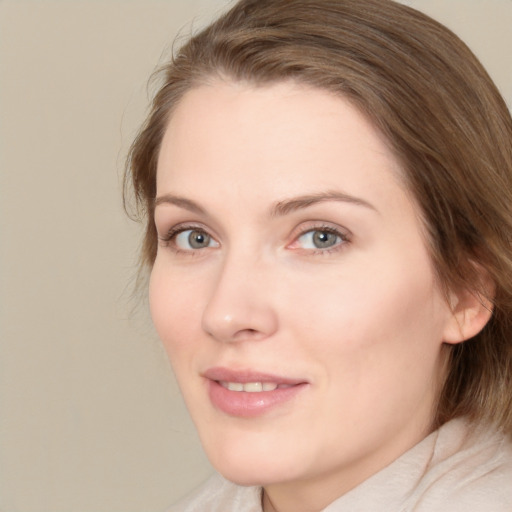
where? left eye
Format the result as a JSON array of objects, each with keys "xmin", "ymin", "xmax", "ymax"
[
  {"xmin": 297, "ymin": 229, "xmax": 343, "ymax": 250},
  {"xmin": 175, "ymin": 229, "xmax": 218, "ymax": 250}
]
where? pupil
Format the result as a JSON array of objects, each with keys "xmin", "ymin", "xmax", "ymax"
[
  {"xmin": 313, "ymin": 231, "xmax": 336, "ymax": 248},
  {"xmin": 189, "ymin": 231, "xmax": 209, "ymax": 248}
]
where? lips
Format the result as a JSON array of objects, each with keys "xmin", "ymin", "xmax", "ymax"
[{"xmin": 203, "ymin": 367, "xmax": 308, "ymax": 417}]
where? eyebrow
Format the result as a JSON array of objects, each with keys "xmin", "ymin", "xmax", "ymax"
[
  {"xmin": 270, "ymin": 190, "xmax": 378, "ymax": 217},
  {"xmin": 153, "ymin": 190, "xmax": 378, "ymax": 217},
  {"xmin": 154, "ymin": 194, "xmax": 207, "ymax": 215}
]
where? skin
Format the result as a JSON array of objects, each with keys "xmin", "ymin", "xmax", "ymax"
[{"xmin": 150, "ymin": 80, "xmax": 479, "ymax": 512}]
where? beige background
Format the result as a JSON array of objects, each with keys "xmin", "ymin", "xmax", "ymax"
[{"xmin": 0, "ymin": 1, "xmax": 511, "ymax": 511}]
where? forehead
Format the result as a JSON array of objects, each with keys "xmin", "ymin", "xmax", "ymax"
[{"xmin": 156, "ymin": 80, "xmax": 408, "ymax": 214}]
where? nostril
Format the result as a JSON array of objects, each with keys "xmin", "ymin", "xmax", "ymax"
[
  {"xmin": 239, "ymin": 328, "xmax": 259, "ymax": 337},
  {"xmin": 231, "ymin": 328, "xmax": 268, "ymax": 342}
]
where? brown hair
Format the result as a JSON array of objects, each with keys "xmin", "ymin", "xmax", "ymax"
[{"xmin": 125, "ymin": 0, "xmax": 512, "ymax": 433}]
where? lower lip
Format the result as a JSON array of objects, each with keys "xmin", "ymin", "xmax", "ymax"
[{"xmin": 207, "ymin": 380, "xmax": 307, "ymax": 418}]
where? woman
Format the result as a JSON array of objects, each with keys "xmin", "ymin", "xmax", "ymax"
[{"xmin": 125, "ymin": 0, "xmax": 512, "ymax": 510}]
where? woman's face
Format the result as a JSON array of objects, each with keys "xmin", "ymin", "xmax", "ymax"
[{"xmin": 151, "ymin": 81, "xmax": 456, "ymax": 502}]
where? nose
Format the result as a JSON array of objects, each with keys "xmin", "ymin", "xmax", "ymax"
[{"xmin": 201, "ymin": 255, "xmax": 279, "ymax": 343}]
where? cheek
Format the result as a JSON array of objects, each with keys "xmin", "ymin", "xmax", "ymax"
[
  {"xmin": 286, "ymin": 263, "xmax": 448, "ymax": 438},
  {"xmin": 148, "ymin": 263, "xmax": 203, "ymax": 362},
  {"xmin": 287, "ymin": 254, "xmax": 447, "ymax": 369}
]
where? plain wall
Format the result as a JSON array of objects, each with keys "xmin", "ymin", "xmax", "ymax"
[{"xmin": 0, "ymin": 1, "xmax": 511, "ymax": 511}]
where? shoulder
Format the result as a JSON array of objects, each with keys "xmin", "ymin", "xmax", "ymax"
[
  {"xmin": 167, "ymin": 473, "xmax": 262, "ymax": 512},
  {"xmin": 408, "ymin": 419, "xmax": 512, "ymax": 511}
]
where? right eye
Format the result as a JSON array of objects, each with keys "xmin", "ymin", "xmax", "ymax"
[{"xmin": 171, "ymin": 228, "xmax": 219, "ymax": 251}]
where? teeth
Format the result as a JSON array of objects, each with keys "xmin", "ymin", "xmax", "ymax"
[
  {"xmin": 243, "ymin": 382, "xmax": 263, "ymax": 392},
  {"xmin": 221, "ymin": 381, "xmax": 279, "ymax": 392},
  {"xmin": 226, "ymin": 382, "xmax": 244, "ymax": 392}
]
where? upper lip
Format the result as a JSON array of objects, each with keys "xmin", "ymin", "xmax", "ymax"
[{"xmin": 203, "ymin": 366, "xmax": 307, "ymax": 385}]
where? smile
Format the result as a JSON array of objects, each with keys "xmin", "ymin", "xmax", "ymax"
[
  {"xmin": 220, "ymin": 381, "xmax": 293, "ymax": 392},
  {"xmin": 204, "ymin": 367, "xmax": 308, "ymax": 417}
]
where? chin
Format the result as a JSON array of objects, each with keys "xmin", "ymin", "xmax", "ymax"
[
  {"xmin": 202, "ymin": 433, "xmax": 301, "ymax": 487},
  {"xmin": 214, "ymin": 463, "xmax": 294, "ymax": 488},
  {"xmin": 217, "ymin": 469, "xmax": 267, "ymax": 487}
]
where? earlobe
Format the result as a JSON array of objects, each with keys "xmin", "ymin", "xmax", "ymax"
[{"xmin": 443, "ymin": 279, "xmax": 495, "ymax": 345}]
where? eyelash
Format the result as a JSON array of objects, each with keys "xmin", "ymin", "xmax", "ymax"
[
  {"xmin": 158, "ymin": 224, "xmax": 213, "ymax": 253},
  {"xmin": 289, "ymin": 224, "xmax": 350, "ymax": 255},
  {"xmin": 157, "ymin": 223, "xmax": 350, "ymax": 255}
]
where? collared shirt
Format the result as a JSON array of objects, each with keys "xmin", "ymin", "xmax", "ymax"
[{"xmin": 169, "ymin": 418, "xmax": 512, "ymax": 511}]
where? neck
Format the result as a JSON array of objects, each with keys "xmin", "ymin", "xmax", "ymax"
[
  {"xmin": 261, "ymin": 475, "xmax": 346, "ymax": 512},
  {"xmin": 262, "ymin": 490, "xmax": 277, "ymax": 512}
]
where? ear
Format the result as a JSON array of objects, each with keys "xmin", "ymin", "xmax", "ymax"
[{"xmin": 442, "ymin": 268, "xmax": 495, "ymax": 344}]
